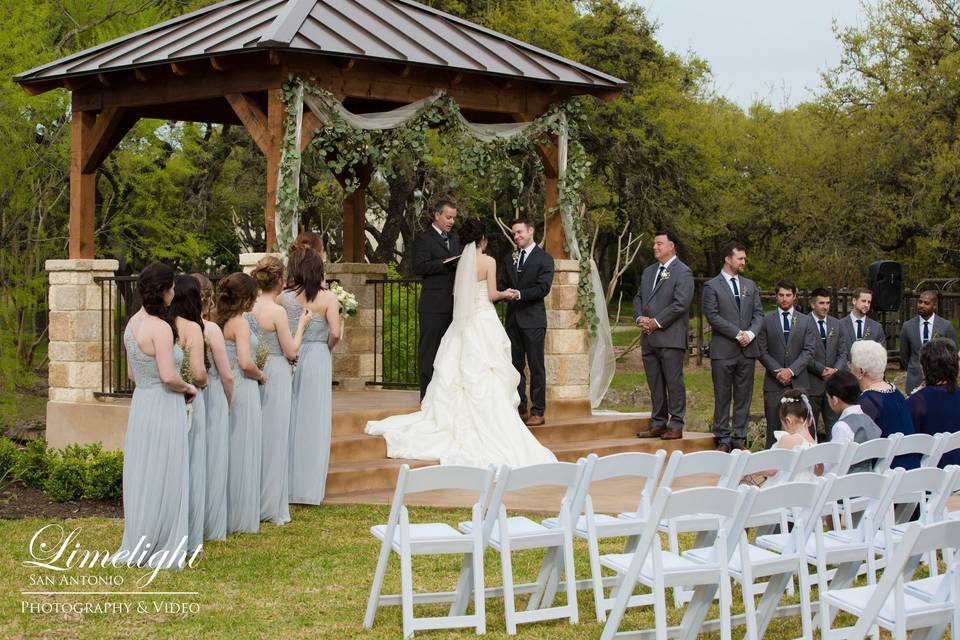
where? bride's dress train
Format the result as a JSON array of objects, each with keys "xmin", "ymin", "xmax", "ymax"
[{"xmin": 365, "ymin": 247, "xmax": 556, "ymax": 468}]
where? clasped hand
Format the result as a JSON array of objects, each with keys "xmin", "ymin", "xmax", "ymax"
[
  {"xmin": 503, "ymin": 288, "xmax": 520, "ymax": 300},
  {"xmin": 636, "ymin": 316, "xmax": 658, "ymax": 335}
]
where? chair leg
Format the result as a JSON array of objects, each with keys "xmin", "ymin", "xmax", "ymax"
[
  {"xmin": 588, "ymin": 533, "xmax": 606, "ymax": 622},
  {"xmin": 527, "ymin": 547, "xmax": 556, "ymax": 611},
  {"xmin": 653, "ymin": 577, "xmax": 668, "ymax": 640},
  {"xmin": 541, "ymin": 548, "xmax": 564, "ymax": 610},
  {"xmin": 363, "ymin": 538, "xmax": 392, "ymax": 628},
  {"xmin": 797, "ymin": 563, "xmax": 814, "ymax": 640},
  {"xmin": 400, "ymin": 545, "xmax": 415, "ymax": 639},
  {"xmin": 472, "ymin": 545, "xmax": 485, "ymax": 635},
  {"xmin": 562, "ymin": 531, "xmax": 579, "ymax": 624},
  {"xmin": 719, "ymin": 576, "xmax": 732, "ymax": 640},
  {"xmin": 500, "ymin": 545, "xmax": 517, "ymax": 635},
  {"xmin": 668, "ymin": 523, "xmax": 684, "ymax": 608},
  {"xmin": 450, "ymin": 554, "xmax": 473, "ymax": 617},
  {"xmin": 741, "ymin": 575, "xmax": 758, "ymax": 640}
]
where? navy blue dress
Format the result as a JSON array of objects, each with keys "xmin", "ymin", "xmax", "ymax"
[
  {"xmin": 860, "ymin": 384, "xmax": 921, "ymax": 470},
  {"xmin": 908, "ymin": 385, "xmax": 960, "ymax": 468}
]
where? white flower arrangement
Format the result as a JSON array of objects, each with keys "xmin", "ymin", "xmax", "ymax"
[
  {"xmin": 659, "ymin": 269, "xmax": 671, "ymax": 281},
  {"xmin": 330, "ymin": 281, "xmax": 358, "ymax": 317},
  {"xmin": 780, "ymin": 396, "xmax": 799, "ymax": 405}
]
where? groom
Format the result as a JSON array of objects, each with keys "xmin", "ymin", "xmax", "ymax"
[
  {"xmin": 413, "ymin": 200, "xmax": 460, "ymax": 400},
  {"xmin": 498, "ymin": 218, "xmax": 555, "ymax": 426}
]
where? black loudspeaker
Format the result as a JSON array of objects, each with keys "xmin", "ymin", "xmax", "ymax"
[{"xmin": 868, "ymin": 260, "xmax": 902, "ymax": 312}]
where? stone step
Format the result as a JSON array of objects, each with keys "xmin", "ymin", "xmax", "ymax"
[
  {"xmin": 528, "ymin": 414, "xmax": 651, "ymax": 444},
  {"xmin": 546, "ymin": 433, "xmax": 715, "ymax": 463},
  {"xmin": 324, "ymin": 458, "xmax": 436, "ymax": 496},
  {"xmin": 330, "ymin": 433, "xmax": 388, "ymax": 463}
]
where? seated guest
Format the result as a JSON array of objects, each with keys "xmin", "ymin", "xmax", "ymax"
[
  {"xmin": 825, "ymin": 369, "xmax": 881, "ymax": 472},
  {"xmin": 849, "ymin": 340, "xmax": 920, "ymax": 469},
  {"xmin": 907, "ymin": 337, "xmax": 960, "ymax": 467}
]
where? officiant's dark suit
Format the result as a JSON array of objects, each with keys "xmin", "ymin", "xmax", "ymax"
[
  {"xmin": 413, "ymin": 221, "xmax": 461, "ymax": 399},
  {"xmin": 498, "ymin": 243, "xmax": 555, "ymax": 421}
]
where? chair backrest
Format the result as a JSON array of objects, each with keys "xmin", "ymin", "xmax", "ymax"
[
  {"xmin": 659, "ymin": 449, "xmax": 745, "ymax": 490},
  {"xmin": 481, "ymin": 462, "xmax": 586, "ymax": 540},
  {"xmin": 584, "ymin": 451, "xmax": 667, "ymax": 518},
  {"xmin": 660, "ymin": 485, "xmax": 753, "ymax": 562},
  {"xmin": 738, "ymin": 448, "xmax": 798, "ymax": 486},
  {"xmin": 893, "ymin": 433, "xmax": 941, "ymax": 464},
  {"xmin": 825, "ymin": 469, "xmax": 904, "ymax": 539},
  {"xmin": 743, "ymin": 479, "xmax": 827, "ymax": 549},
  {"xmin": 846, "ymin": 437, "xmax": 898, "ymax": 473},
  {"xmin": 789, "ymin": 441, "xmax": 852, "ymax": 479},
  {"xmin": 932, "ymin": 431, "xmax": 960, "ymax": 468},
  {"xmin": 889, "ymin": 466, "xmax": 956, "ymax": 524}
]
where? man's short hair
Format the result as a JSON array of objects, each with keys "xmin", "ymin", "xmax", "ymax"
[
  {"xmin": 774, "ymin": 279, "xmax": 797, "ymax": 295},
  {"xmin": 852, "ymin": 287, "xmax": 873, "ymax": 299},
  {"xmin": 433, "ymin": 199, "xmax": 457, "ymax": 216},
  {"xmin": 721, "ymin": 241, "xmax": 747, "ymax": 259},
  {"xmin": 655, "ymin": 230, "xmax": 680, "ymax": 247},
  {"xmin": 510, "ymin": 218, "xmax": 534, "ymax": 229},
  {"xmin": 920, "ymin": 289, "xmax": 940, "ymax": 304},
  {"xmin": 810, "ymin": 287, "xmax": 831, "ymax": 299}
]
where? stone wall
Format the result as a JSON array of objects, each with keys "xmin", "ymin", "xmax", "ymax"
[
  {"xmin": 543, "ymin": 259, "xmax": 591, "ymax": 417},
  {"xmin": 327, "ymin": 263, "xmax": 387, "ymax": 390}
]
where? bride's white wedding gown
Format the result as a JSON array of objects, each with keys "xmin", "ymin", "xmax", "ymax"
[{"xmin": 365, "ymin": 246, "xmax": 556, "ymax": 468}]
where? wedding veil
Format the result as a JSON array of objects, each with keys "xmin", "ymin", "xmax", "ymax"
[{"xmin": 451, "ymin": 241, "xmax": 478, "ymax": 330}]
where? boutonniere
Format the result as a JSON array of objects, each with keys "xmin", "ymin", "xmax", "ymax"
[
  {"xmin": 741, "ymin": 286, "xmax": 749, "ymax": 297},
  {"xmin": 511, "ymin": 251, "xmax": 519, "ymax": 264},
  {"xmin": 790, "ymin": 314, "xmax": 797, "ymax": 327},
  {"xmin": 659, "ymin": 270, "xmax": 671, "ymax": 282},
  {"xmin": 933, "ymin": 330, "xmax": 942, "ymax": 339},
  {"xmin": 828, "ymin": 327, "xmax": 837, "ymax": 338},
  {"xmin": 864, "ymin": 328, "xmax": 872, "ymax": 338}
]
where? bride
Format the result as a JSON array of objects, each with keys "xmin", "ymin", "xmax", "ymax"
[{"xmin": 365, "ymin": 219, "xmax": 557, "ymax": 468}]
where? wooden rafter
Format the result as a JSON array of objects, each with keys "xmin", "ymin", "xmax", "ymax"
[{"xmin": 225, "ymin": 93, "xmax": 271, "ymax": 155}]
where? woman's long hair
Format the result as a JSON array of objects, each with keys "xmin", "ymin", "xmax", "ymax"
[
  {"xmin": 215, "ymin": 273, "xmax": 258, "ymax": 329},
  {"xmin": 138, "ymin": 262, "xmax": 178, "ymax": 342},
  {"xmin": 169, "ymin": 274, "xmax": 205, "ymax": 336},
  {"xmin": 300, "ymin": 251, "xmax": 326, "ymax": 303}
]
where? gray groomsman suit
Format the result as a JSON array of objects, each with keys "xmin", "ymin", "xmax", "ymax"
[
  {"xmin": 838, "ymin": 314, "xmax": 886, "ymax": 361},
  {"xmin": 632, "ymin": 257, "xmax": 694, "ymax": 432},
  {"xmin": 807, "ymin": 313, "xmax": 850, "ymax": 436},
  {"xmin": 703, "ymin": 273, "xmax": 764, "ymax": 446},
  {"xmin": 900, "ymin": 314, "xmax": 958, "ymax": 393},
  {"xmin": 758, "ymin": 308, "xmax": 818, "ymax": 447}
]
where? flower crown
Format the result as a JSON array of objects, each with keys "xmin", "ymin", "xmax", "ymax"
[{"xmin": 780, "ymin": 394, "xmax": 809, "ymax": 405}]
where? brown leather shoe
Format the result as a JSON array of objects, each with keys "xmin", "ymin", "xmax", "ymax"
[
  {"xmin": 715, "ymin": 442, "xmax": 732, "ymax": 453},
  {"xmin": 732, "ymin": 442, "xmax": 749, "ymax": 451},
  {"xmin": 524, "ymin": 415, "xmax": 545, "ymax": 426},
  {"xmin": 660, "ymin": 429, "xmax": 683, "ymax": 440},
  {"xmin": 636, "ymin": 426, "xmax": 667, "ymax": 438}
]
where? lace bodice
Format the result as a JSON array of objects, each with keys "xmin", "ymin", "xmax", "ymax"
[
  {"xmin": 124, "ymin": 325, "xmax": 183, "ymax": 389},
  {"xmin": 279, "ymin": 290, "xmax": 302, "ymax": 336},
  {"xmin": 260, "ymin": 329, "xmax": 283, "ymax": 356},
  {"xmin": 302, "ymin": 315, "xmax": 329, "ymax": 343}
]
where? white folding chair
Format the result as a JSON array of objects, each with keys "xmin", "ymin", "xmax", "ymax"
[
  {"xmin": 459, "ymin": 462, "xmax": 583, "ymax": 635},
  {"xmin": 364, "ymin": 464, "xmax": 495, "ymax": 638},
  {"xmin": 688, "ymin": 479, "xmax": 828, "ymax": 640},
  {"xmin": 821, "ymin": 519, "xmax": 960, "ymax": 640},
  {"xmin": 892, "ymin": 432, "xmax": 941, "ymax": 467},
  {"xmin": 903, "ymin": 469, "xmax": 960, "ymax": 600},
  {"xmin": 599, "ymin": 485, "xmax": 751, "ymax": 640},
  {"xmin": 649, "ymin": 449, "xmax": 746, "ymax": 607},
  {"xmin": 845, "ymin": 435, "xmax": 899, "ymax": 474},
  {"xmin": 932, "ymin": 430, "xmax": 960, "ymax": 468},
  {"xmin": 540, "ymin": 451, "xmax": 667, "ymax": 622},
  {"xmin": 785, "ymin": 441, "xmax": 853, "ymax": 529}
]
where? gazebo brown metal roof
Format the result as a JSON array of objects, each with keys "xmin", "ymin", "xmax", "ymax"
[{"xmin": 14, "ymin": 0, "xmax": 625, "ymax": 260}]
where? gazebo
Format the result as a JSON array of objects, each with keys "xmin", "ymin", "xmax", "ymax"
[{"xmin": 14, "ymin": 0, "xmax": 626, "ymax": 448}]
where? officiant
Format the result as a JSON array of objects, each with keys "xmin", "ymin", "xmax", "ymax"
[{"xmin": 412, "ymin": 200, "xmax": 461, "ymax": 399}]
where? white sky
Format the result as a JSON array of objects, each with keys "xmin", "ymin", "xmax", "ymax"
[{"xmin": 643, "ymin": 0, "xmax": 868, "ymax": 108}]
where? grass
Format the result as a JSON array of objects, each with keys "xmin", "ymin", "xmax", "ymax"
[
  {"xmin": 1, "ymin": 504, "xmax": 825, "ymax": 639},
  {"xmin": 0, "ymin": 391, "xmax": 46, "ymax": 435}
]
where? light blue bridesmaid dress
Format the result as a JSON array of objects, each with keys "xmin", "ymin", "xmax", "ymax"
[
  {"xmin": 288, "ymin": 314, "xmax": 332, "ymax": 504},
  {"xmin": 279, "ymin": 290, "xmax": 302, "ymax": 335},
  {"xmin": 116, "ymin": 325, "xmax": 189, "ymax": 568},
  {"xmin": 259, "ymin": 327, "xmax": 291, "ymax": 525},
  {"xmin": 225, "ymin": 318, "xmax": 262, "ymax": 534},
  {"xmin": 202, "ymin": 326, "xmax": 228, "ymax": 541},
  {"xmin": 186, "ymin": 352, "xmax": 206, "ymax": 554}
]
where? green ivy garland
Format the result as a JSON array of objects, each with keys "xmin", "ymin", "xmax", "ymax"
[{"xmin": 277, "ymin": 75, "xmax": 597, "ymax": 335}]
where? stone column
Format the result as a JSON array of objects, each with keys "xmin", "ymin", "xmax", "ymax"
[
  {"xmin": 326, "ymin": 263, "xmax": 388, "ymax": 391},
  {"xmin": 45, "ymin": 259, "xmax": 128, "ymax": 449},
  {"xmin": 544, "ymin": 259, "xmax": 592, "ymax": 418}
]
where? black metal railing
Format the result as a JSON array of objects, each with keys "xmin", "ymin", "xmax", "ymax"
[{"xmin": 94, "ymin": 275, "xmax": 141, "ymax": 398}]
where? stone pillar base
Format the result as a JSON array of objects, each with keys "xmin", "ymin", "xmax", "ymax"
[
  {"xmin": 327, "ymin": 263, "xmax": 387, "ymax": 390},
  {"xmin": 544, "ymin": 259, "xmax": 591, "ymax": 418}
]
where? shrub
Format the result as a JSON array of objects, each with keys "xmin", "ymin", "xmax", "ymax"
[
  {"xmin": 43, "ymin": 456, "xmax": 87, "ymax": 502},
  {"xmin": 84, "ymin": 451, "xmax": 124, "ymax": 501},
  {"xmin": 13, "ymin": 439, "xmax": 49, "ymax": 489},
  {"xmin": 0, "ymin": 437, "xmax": 17, "ymax": 479}
]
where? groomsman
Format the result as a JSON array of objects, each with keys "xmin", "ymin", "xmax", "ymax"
[
  {"xmin": 703, "ymin": 241, "xmax": 764, "ymax": 452},
  {"xmin": 806, "ymin": 287, "xmax": 850, "ymax": 439},
  {"xmin": 839, "ymin": 287, "xmax": 886, "ymax": 360},
  {"xmin": 498, "ymin": 218, "xmax": 555, "ymax": 425},
  {"xmin": 412, "ymin": 201, "xmax": 460, "ymax": 400},
  {"xmin": 900, "ymin": 290, "xmax": 957, "ymax": 394},
  {"xmin": 633, "ymin": 231, "xmax": 694, "ymax": 440},
  {"xmin": 758, "ymin": 279, "xmax": 817, "ymax": 447}
]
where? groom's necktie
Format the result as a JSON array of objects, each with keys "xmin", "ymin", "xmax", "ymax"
[
  {"xmin": 516, "ymin": 249, "xmax": 527, "ymax": 273},
  {"xmin": 440, "ymin": 231, "xmax": 449, "ymax": 251}
]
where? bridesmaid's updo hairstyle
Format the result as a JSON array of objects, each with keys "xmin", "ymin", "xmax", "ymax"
[
  {"xmin": 170, "ymin": 274, "xmax": 204, "ymax": 333},
  {"xmin": 192, "ymin": 273, "xmax": 214, "ymax": 320},
  {"xmin": 458, "ymin": 219, "xmax": 485, "ymax": 247},
  {"xmin": 138, "ymin": 262, "xmax": 178, "ymax": 341},
  {"xmin": 215, "ymin": 273, "xmax": 259, "ymax": 328},
  {"xmin": 299, "ymin": 250, "xmax": 326, "ymax": 303},
  {"xmin": 288, "ymin": 231, "xmax": 324, "ymax": 257},
  {"xmin": 251, "ymin": 255, "xmax": 285, "ymax": 293}
]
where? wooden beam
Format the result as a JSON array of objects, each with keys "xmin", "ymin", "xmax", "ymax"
[
  {"xmin": 384, "ymin": 62, "xmax": 410, "ymax": 78},
  {"xmin": 339, "ymin": 163, "xmax": 372, "ymax": 263},
  {"xmin": 225, "ymin": 93, "xmax": 270, "ymax": 155},
  {"xmin": 333, "ymin": 57, "xmax": 355, "ymax": 71},
  {"xmin": 133, "ymin": 68, "xmax": 153, "ymax": 83},
  {"xmin": 97, "ymin": 73, "xmax": 112, "ymax": 87},
  {"xmin": 264, "ymin": 88, "xmax": 284, "ymax": 252},
  {"xmin": 210, "ymin": 57, "xmax": 229, "ymax": 72},
  {"xmin": 300, "ymin": 109, "xmax": 322, "ymax": 152},
  {"xmin": 538, "ymin": 139, "xmax": 566, "ymax": 259},
  {"xmin": 170, "ymin": 63, "xmax": 190, "ymax": 77},
  {"xmin": 63, "ymin": 77, "xmax": 93, "ymax": 92},
  {"xmin": 81, "ymin": 107, "xmax": 136, "ymax": 173},
  {"xmin": 69, "ymin": 110, "xmax": 96, "ymax": 259}
]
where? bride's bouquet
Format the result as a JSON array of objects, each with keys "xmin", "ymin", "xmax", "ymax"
[
  {"xmin": 330, "ymin": 281, "xmax": 358, "ymax": 316},
  {"xmin": 180, "ymin": 345, "xmax": 194, "ymax": 432}
]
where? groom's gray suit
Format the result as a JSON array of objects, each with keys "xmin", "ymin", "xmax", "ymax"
[
  {"xmin": 703, "ymin": 273, "xmax": 764, "ymax": 446},
  {"xmin": 900, "ymin": 314, "xmax": 957, "ymax": 393},
  {"xmin": 632, "ymin": 258, "xmax": 694, "ymax": 432}
]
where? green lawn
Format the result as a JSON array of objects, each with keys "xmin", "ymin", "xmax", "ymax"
[
  {"xmin": 1, "ymin": 504, "xmax": 824, "ymax": 639},
  {"xmin": 0, "ymin": 392, "xmax": 46, "ymax": 435}
]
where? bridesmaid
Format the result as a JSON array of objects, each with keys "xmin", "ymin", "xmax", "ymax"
[
  {"xmin": 169, "ymin": 275, "xmax": 209, "ymax": 555},
  {"xmin": 218, "ymin": 273, "xmax": 265, "ymax": 534},
  {"xmin": 279, "ymin": 233, "xmax": 324, "ymax": 334},
  {"xmin": 289, "ymin": 252, "xmax": 341, "ymax": 504},
  {"xmin": 251, "ymin": 256, "xmax": 312, "ymax": 525},
  {"xmin": 116, "ymin": 262, "xmax": 196, "ymax": 568},
  {"xmin": 193, "ymin": 273, "xmax": 234, "ymax": 542}
]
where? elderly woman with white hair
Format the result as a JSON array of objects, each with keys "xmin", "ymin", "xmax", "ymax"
[{"xmin": 849, "ymin": 340, "xmax": 920, "ymax": 469}]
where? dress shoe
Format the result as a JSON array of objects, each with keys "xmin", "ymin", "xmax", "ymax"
[
  {"xmin": 715, "ymin": 442, "xmax": 732, "ymax": 453},
  {"xmin": 660, "ymin": 429, "xmax": 683, "ymax": 440},
  {"xmin": 636, "ymin": 426, "xmax": 667, "ymax": 439},
  {"xmin": 732, "ymin": 442, "xmax": 750, "ymax": 451},
  {"xmin": 524, "ymin": 415, "xmax": 545, "ymax": 426}
]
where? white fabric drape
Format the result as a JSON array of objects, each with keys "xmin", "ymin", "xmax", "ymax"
[
  {"xmin": 276, "ymin": 82, "xmax": 304, "ymax": 249},
  {"xmin": 452, "ymin": 242, "xmax": 478, "ymax": 330}
]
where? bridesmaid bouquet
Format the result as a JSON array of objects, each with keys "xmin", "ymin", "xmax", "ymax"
[
  {"xmin": 255, "ymin": 341, "xmax": 269, "ymax": 379},
  {"xmin": 180, "ymin": 345, "xmax": 194, "ymax": 432},
  {"xmin": 330, "ymin": 282, "xmax": 358, "ymax": 316}
]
